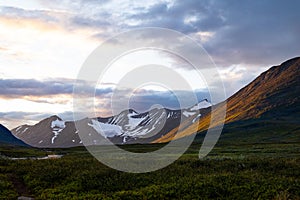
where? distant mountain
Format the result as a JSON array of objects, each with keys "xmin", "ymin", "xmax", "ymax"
[
  {"xmin": 0, "ymin": 124, "xmax": 28, "ymax": 146},
  {"xmin": 11, "ymin": 100, "xmax": 211, "ymax": 148},
  {"xmin": 156, "ymin": 57, "xmax": 300, "ymax": 143},
  {"xmin": 12, "ymin": 115, "xmax": 79, "ymax": 148}
]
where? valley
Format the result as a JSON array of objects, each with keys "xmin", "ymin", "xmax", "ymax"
[{"xmin": 0, "ymin": 140, "xmax": 299, "ymax": 199}]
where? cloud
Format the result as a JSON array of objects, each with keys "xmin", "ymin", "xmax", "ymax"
[
  {"xmin": 0, "ymin": 111, "xmax": 53, "ymax": 129},
  {"xmin": 125, "ymin": 0, "xmax": 225, "ymax": 33},
  {"xmin": 0, "ymin": 111, "xmax": 50, "ymax": 121},
  {"xmin": 1, "ymin": 77, "xmax": 209, "ymax": 106},
  {"xmin": 0, "ymin": 78, "xmax": 209, "ymax": 111},
  {"xmin": 203, "ymin": 0, "xmax": 300, "ymax": 67},
  {"xmin": 0, "ymin": 110, "xmax": 77, "ymax": 129},
  {"xmin": 0, "ymin": 6, "xmax": 71, "ymax": 32},
  {"xmin": 0, "ymin": 78, "xmax": 74, "ymax": 98},
  {"xmin": 0, "ymin": 6, "xmax": 55, "ymax": 21},
  {"xmin": 0, "ymin": 78, "xmax": 117, "ymax": 96},
  {"xmin": 2, "ymin": 0, "xmax": 299, "ymax": 69},
  {"xmin": 118, "ymin": 0, "xmax": 300, "ymax": 67},
  {"xmin": 38, "ymin": 0, "xmax": 110, "ymax": 11},
  {"xmin": 71, "ymin": 16, "xmax": 111, "ymax": 28},
  {"xmin": 0, "ymin": 5, "xmax": 107, "ymax": 38}
]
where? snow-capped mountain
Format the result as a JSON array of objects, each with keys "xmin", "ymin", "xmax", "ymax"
[
  {"xmin": 11, "ymin": 100, "xmax": 212, "ymax": 147},
  {"xmin": 12, "ymin": 115, "xmax": 80, "ymax": 148}
]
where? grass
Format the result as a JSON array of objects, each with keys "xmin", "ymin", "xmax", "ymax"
[
  {"xmin": 0, "ymin": 141, "xmax": 299, "ymax": 199},
  {"xmin": 0, "ymin": 146, "xmax": 48, "ymax": 158}
]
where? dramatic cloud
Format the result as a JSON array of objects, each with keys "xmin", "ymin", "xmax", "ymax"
[
  {"xmin": 203, "ymin": 0, "xmax": 300, "ymax": 67},
  {"xmin": 0, "ymin": 79, "xmax": 74, "ymax": 99},
  {"xmin": 119, "ymin": 0, "xmax": 300, "ymax": 67},
  {"xmin": 0, "ymin": 78, "xmax": 118, "ymax": 100},
  {"xmin": 0, "ymin": 111, "xmax": 75, "ymax": 129},
  {"xmin": 1, "ymin": 0, "xmax": 299, "ymax": 68},
  {"xmin": 1, "ymin": 0, "xmax": 299, "ymax": 128}
]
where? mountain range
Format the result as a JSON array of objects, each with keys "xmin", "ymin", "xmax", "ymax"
[
  {"xmin": 4, "ymin": 57, "xmax": 300, "ymax": 147},
  {"xmin": 11, "ymin": 101, "xmax": 211, "ymax": 147}
]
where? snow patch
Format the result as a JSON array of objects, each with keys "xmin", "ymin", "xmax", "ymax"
[
  {"xmin": 22, "ymin": 127, "xmax": 28, "ymax": 133},
  {"xmin": 88, "ymin": 119, "xmax": 123, "ymax": 138},
  {"xmin": 51, "ymin": 119, "xmax": 66, "ymax": 129},
  {"xmin": 51, "ymin": 119, "xmax": 66, "ymax": 144},
  {"xmin": 167, "ymin": 111, "xmax": 174, "ymax": 118},
  {"xmin": 15, "ymin": 126, "xmax": 22, "ymax": 132},
  {"xmin": 126, "ymin": 113, "xmax": 147, "ymax": 130},
  {"xmin": 192, "ymin": 114, "xmax": 202, "ymax": 123},
  {"xmin": 167, "ymin": 112, "xmax": 171, "ymax": 118},
  {"xmin": 123, "ymin": 136, "xmax": 128, "ymax": 143},
  {"xmin": 190, "ymin": 101, "xmax": 211, "ymax": 111},
  {"xmin": 183, "ymin": 111, "xmax": 196, "ymax": 117},
  {"xmin": 128, "ymin": 126, "xmax": 155, "ymax": 137}
]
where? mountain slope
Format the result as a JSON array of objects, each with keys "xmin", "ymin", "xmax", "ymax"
[
  {"xmin": 0, "ymin": 124, "xmax": 29, "ymax": 146},
  {"xmin": 156, "ymin": 57, "xmax": 300, "ymax": 143},
  {"xmin": 12, "ymin": 115, "xmax": 80, "ymax": 148}
]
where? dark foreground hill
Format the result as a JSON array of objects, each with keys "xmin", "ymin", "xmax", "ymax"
[{"xmin": 0, "ymin": 124, "xmax": 28, "ymax": 146}]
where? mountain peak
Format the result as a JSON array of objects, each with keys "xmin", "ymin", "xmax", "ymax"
[
  {"xmin": 128, "ymin": 109, "xmax": 138, "ymax": 114},
  {"xmin": 190, "ymin": 99, "xmax": 212, "ymax": 111},
  {"xmin": 47, "ymin": 115, "xmax": 62, "ymax": 121},
  {"xmin": 279, "ymin": 56, "xmax": 300, "ymax": 67}
]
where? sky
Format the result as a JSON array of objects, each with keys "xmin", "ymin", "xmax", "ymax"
[{"xmin": 0, "ymin": 0, "xmax": 300, "ymax": 129}]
